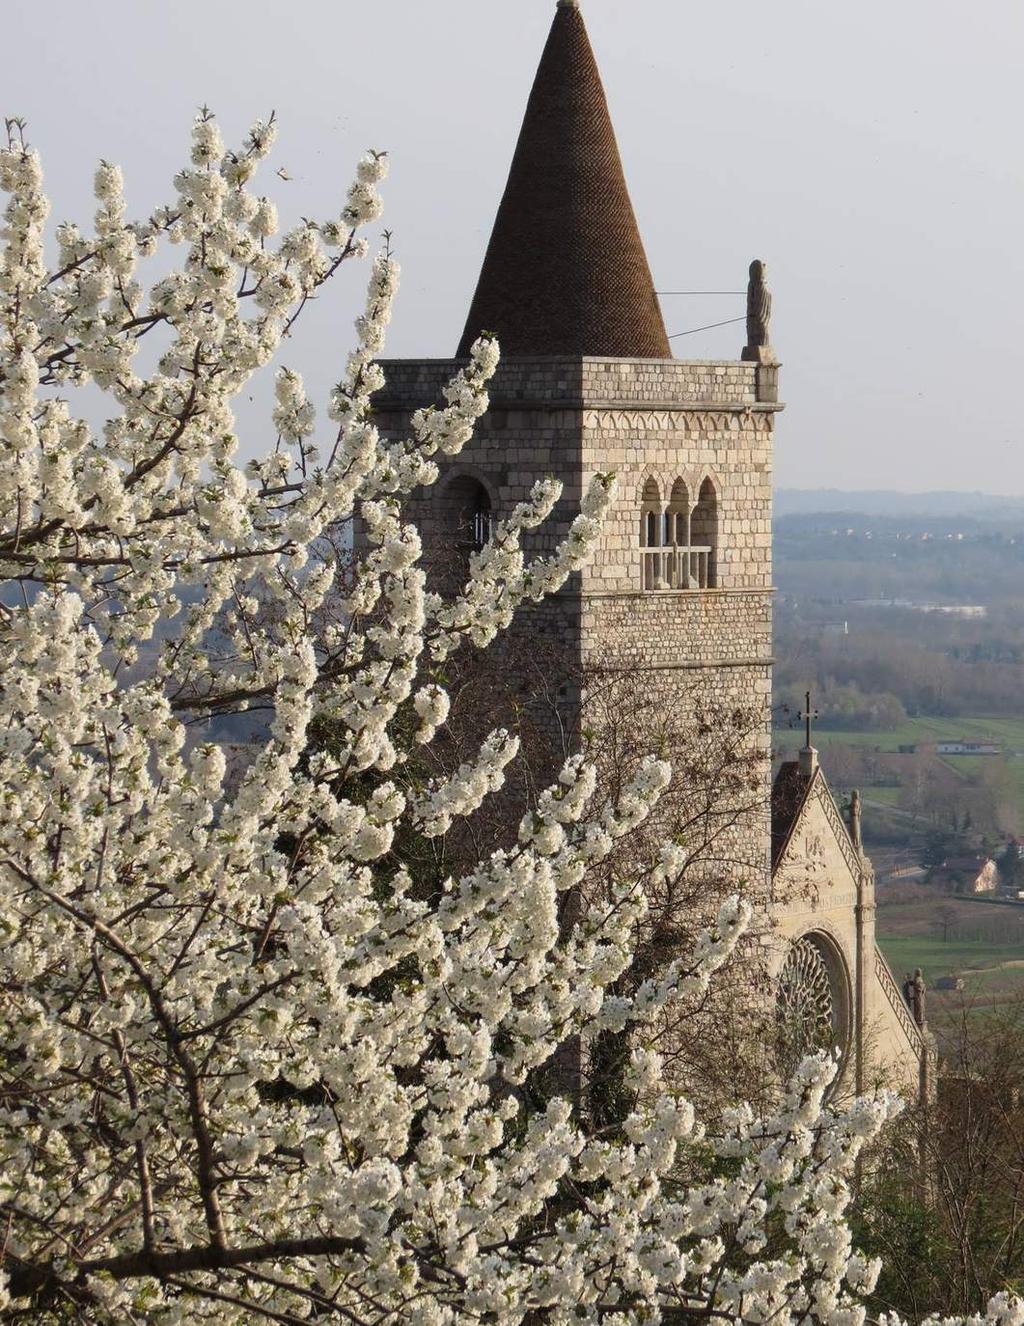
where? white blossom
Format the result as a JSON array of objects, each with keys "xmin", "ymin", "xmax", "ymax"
[{"xmin": 0, "ymin": 112, "xmax": 1009, "ymax": 1326}]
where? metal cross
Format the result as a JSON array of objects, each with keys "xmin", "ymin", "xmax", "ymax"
[{"xmin": 798, "ymin": 690, "xmax": 818, "ymax": 749}]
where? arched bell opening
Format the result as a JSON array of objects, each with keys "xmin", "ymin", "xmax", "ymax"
[
  {"xmin": 665, "ymin": 478, "xmax": 691, "ymax": 589},
  {"xmin": 639, "ymin": 477, "xmax": 663, "ymax": 590},
  {"xmin": 690, "ymin": 477, "xmax": 719, "ymax": 589},
  {"xmin": 443, "ymin": 474, "xmax": 493, "ymax": 552}
]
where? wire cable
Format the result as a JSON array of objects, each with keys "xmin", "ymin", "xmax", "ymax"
[{"xmin": 667, "ymin": 315, "xmax": 746, "ymax": 340}]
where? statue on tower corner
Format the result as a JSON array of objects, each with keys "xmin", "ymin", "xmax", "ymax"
[
  {"xmin": 742, "ymin": 259, "xmax": 776, "ymax": 361},
  {"xmin": 742, "ymin": 258, "xmax": 778, "ymax": 400}
]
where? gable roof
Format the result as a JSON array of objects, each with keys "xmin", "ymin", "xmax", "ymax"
[
  {"xmin": 457, "ymin": 1, "xmax": 671, "ymax": 360},
  {"xmin": 771, "ymin": 761, "xmax": 813, "ymax": 871},
  {"xmin": 771, "ymin": 760, "xmax": 865, "ymax": 881}
]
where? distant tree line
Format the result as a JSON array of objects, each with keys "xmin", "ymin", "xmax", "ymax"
[{"xmin": 776, "ymin": 621, "xmax": 1024, "ymax": 722}]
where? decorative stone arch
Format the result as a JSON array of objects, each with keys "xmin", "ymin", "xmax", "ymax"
[
  {"xmin": 666, "ymin": 477, "xmax": 690, "ymax": 548},
  {"xmin": 635, "ymin": 468, "xmax": 665, "ymax": 502},
  {"xmin": 691, "ymin": 475, "xmax": 720, "ymax": 589},
  {"xmin": 637, "ymin": 472, "xmax": 663, "ymax": 530},
  {"xmin": 639, "ymin": 475, "xmax": 663, "ymax": 589},
  {"xmin": 686, "ymin": 463, "xmax": 725, "ymax": 496},
  {"xmin": 635, "ymin": 470, "xmax": 726, "ymax": 593},
  {"xmin": 440, "ymin": 464, "xmax": 499, "ymax": 505},
  {"xmin": 776, "ymin": 927, "xmax": 853, "ymax": 1084}
]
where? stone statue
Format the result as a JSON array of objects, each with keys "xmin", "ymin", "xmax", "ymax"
[
  {"xmin": 849, "ymin": 789, "xmax": 863, "ymax": 853},
  {"xmin": 912, "ymin": 967, "xmax": 927, "ymax": 1028},
  {"xmin": 746, "ymin": 259, "xmax": 772, "ymax": 350}
]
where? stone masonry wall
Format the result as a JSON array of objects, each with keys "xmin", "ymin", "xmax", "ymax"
[
  {"xmin": 378, "ymin": 356, "xmax": 758, "ymax": 408},
  {"xmin": 376, "ymin": 352, "xmax": 921, "ymax": 1101},
  {"xmin": 580, "ymin": 591, "xmax": 771, "ymax": 669},
  {"xmin": 377, "ymin": 357, "xmax": 776, "ymax": 586},
  {"xmin": 578, "ymin": 358, "xmax": 757, "ymax": 406},
  {"xmin": 376, "ymin": 351, "xmax": 778, "ymax": 904}
]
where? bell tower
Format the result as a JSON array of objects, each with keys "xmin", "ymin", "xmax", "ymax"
[
  {"xmin": 378, "ymin": 0, "xmax": 779, "ymax": 899},
  {"xmin": 375, "ymin": 0, "xmax": 934, "ymax": 1103}
]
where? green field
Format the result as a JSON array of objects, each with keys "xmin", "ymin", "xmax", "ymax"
[
  {"xmin": 775, "ymin": 715, "xmax": 1024, "ymax": 756},
  {"xmin": 953, "ymin": 965, "xmax": 1024, "ymax": 994},
  {"xmin": 775, "ymin": 715, "xmax": 1024, "ymax": 827},
  {"xmin": 861, "ymin": 786, "xmax": 902, "ymax": 805},
  {"xmin": 878, "ymin": 935, "xmax": 1024, "ymax": 981},
  {"xmin": 877, "ymin": 899, "xmax": 1024, "ymax": 1030}
]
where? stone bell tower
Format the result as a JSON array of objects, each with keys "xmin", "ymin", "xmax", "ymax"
[
  {"xmin": 378, "ymin": 0, "xmax": 779, "ymax": 894},
  {"xmin": 375, "ymin": 0, "xmax": 931, "ymax": 1103}
]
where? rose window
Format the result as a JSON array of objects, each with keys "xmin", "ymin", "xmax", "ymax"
[{"xmin": 776, "ymin": 935, "xmax": 846, "ymax": 1074}]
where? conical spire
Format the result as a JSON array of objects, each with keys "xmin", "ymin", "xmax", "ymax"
[{"xmin": 457, "ymin": 2, "xmax": 670, "ymax": 359}]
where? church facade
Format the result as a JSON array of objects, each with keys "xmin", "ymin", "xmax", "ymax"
[{"xmin": 378, "ymin": 0, "xmax": 930, "ymax": 1102}]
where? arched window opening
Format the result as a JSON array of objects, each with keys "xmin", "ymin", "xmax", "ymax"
[
  {"xmin": 444, "ymin": 475, "xmax": 492, "ymax": 552},
  {"xmin": 638, "ymin": 476, "xmax": 718, "ymax": 592},
  {"xmin": 639, "ymin": 478, "xmax": 663, "ymax": 590},
  {"xmin": 665, "ymin": 479, "xmax": 690, "ymax": 588},
  {"xmin": 690, "ymin": 478, "xmax": 718, "ymax": 589}
]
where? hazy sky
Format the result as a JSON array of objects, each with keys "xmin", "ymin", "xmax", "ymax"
[{"xmin": 4, "ymin": 0, "xmax": 1022, "ymax": 492}]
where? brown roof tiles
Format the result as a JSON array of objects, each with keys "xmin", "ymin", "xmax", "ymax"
[
  {"xmin": 457, "ymin": 3, "xmax": 670, "ymax": 360},
  {"xmin": 771, "ymin": 762, "xmax": 813, "ymax": 871}
]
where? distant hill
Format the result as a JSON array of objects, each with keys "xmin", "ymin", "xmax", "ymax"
[{"xmin": 775, "ymin": 489, "xmax": 1024, "ymax": 521}]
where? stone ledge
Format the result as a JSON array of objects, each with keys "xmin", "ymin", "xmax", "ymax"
[
  {"xmin": 374, "ymin": 397, "xmax": 783, "ymax": 414},
  {"xmin": 589, "ymin": 657, "xmax": 775, "ymax": 672},
  {"xmin": 578, "ymin": 587, "xmax": 777, "ymax": 601},
  {"xmin": 376, "ymin": 356, "xmax": 757, "ymax": 368},
  {"xmin": 496, "ymin": 399, "xmax": 784, "ymax": 413}
]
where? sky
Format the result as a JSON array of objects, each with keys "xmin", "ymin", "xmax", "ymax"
[{"xmin": 4, "ymin": 0, "xmax": 1023, "ymax": 492}]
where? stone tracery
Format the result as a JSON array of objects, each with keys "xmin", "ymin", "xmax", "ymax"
[{"xmin": 776, "ymin": 933, "xmax": 846, "ymax": 1074}]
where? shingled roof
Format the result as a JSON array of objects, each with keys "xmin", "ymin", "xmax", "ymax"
[
  {"xmin": 771, "ymin": 762, "xmax": 813, "ymax": 871},
  {"xmin": 457, "ymin": 0, "xmax": 671, "ymax": 360}
]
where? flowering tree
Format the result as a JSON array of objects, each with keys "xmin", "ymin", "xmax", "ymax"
[{"xmin": 0, "ymin": 112, "xmax": 1013, "ymax": 1326}]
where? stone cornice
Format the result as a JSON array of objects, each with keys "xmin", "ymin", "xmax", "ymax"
[
  {"xmin": 586, "ymin": 657, "xmax": 775, "ymax": 673},
  {"xmin": 374, "ymin": 397, "xmax": 784, "ymax": 415},
  {"xmin": 580, "ymin": 587, "xmax": 776, "ymax": 601},
  {"xmin": 493, "ymin": 398, "xmax": 784, "ymax": 414},
  {"xmin": 376, "ymin": 355, "xmax": 757, "ymax": 368}
]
